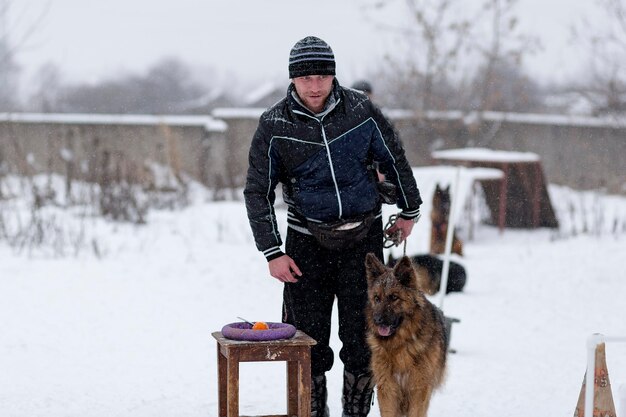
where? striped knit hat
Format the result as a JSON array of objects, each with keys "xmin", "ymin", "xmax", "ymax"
[{"xmin": 288, "ymin": 36, "xmax": 336, "ymax": 78}]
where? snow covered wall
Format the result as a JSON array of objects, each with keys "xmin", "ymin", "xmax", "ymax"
[
  {"xmin": 2, "ymin": 110, "xmax": 625, "ymax": 195},
  {"xmin": 215, "ymin": 108, "xmax": 626, "ymax": 194},
  {"xmin": 0, "ymin": 113, "xmax": 228, "ymax": 192}
]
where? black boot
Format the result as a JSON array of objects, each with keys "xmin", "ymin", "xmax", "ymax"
[
  {"xmin": 311, "ymin": 374, "xmax": 330, "ymax": 417},
  {"xmin": 342, "ymin": 369, "xmax": 375, "ymax": 417}
]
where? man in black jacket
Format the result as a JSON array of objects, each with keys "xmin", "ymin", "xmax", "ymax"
[{"xmin": 244, "ymin": 36, "xmax": 422, "ymax": 417}]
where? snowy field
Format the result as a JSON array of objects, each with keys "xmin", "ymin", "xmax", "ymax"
[{"xmin": 1, "ymin": 169, "xmax": 625, "ymax": 417}]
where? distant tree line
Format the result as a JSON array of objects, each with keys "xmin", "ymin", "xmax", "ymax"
[
  {"xmin": 1, "ymin": 0, "xmax": 626, "ymax": 116},
  {"xmin": 25, "ymin": 58, "xmax": 239, "ymax": 114}
]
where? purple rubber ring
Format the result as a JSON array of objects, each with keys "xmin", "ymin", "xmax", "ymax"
[{"xmin": 221, "ymin": 322, "xmax": 297, "ymax": 341}]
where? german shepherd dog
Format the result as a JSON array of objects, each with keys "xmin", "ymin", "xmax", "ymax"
[
  {"xmin": 365, "ymin": 253, "xmax": 447, "ymax": 417},
  {"xmin": 387, "ymin": 253, "xmax": 467, "ymax": 295},
  {"xmin": 430, "ymin": 184, "xmax": 463, "ymax": 256}
]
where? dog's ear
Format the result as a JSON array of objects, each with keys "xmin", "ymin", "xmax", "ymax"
[
  {"xmin": 365, "ymin": 253, "xmax": 387, "ymax": 282},
  {"xmin": 393, "ymin": 256, "xmax": 418, "ymax": 289}
]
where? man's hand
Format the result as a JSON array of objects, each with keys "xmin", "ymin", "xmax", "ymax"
[
  {"xmin": 385, "ymin": 217, "xmax": 415, "ymax": 244},
  {"xmin": 268, "ymin": 254, "xmax": 302, "ymax": 283}
]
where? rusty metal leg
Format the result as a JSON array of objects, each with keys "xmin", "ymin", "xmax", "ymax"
[
  {"xmin": 287, "ymin": 361, "xmax": 299, "ymax": 417},
  {"xmin": 299, "ymin": 348, "xmax": 312, "ymax": 417},
  {"xmin": 217, "ymin": 344, "xmax": 227, "ymax": 417},
  {"xmin": 498, "ymin": 164, "xmax": 509, "ymax": 232},
  {"xmin": 226, "ymin": 350, "xmax": 239, "ymax": 417},
  {"xmin": 532, "ymin": 162, "xmax": 541, "ymax": 227}
]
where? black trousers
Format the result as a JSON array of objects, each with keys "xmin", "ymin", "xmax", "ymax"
[{"xmin": 282, "ymin": 218, "xmax": 384, "ymax": 376}]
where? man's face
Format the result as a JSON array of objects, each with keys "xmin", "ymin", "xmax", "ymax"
[{"xmin": 292, "ymin": 75, "xmax": 334, "ymax": 113}]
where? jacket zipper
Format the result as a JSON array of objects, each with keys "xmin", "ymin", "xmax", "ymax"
[
  {"xmin": 319, "ymin": 121, "xmax": 343, "ymax": 218},
  {"xmin": 293, "ymin": 104, "xmax": 343, "ymax": 219}
]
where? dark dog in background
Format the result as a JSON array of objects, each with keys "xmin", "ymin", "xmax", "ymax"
[
  {"xmin": 431, "ymin": 183, "xmax": 464, "ymax": 256},
  {"xmin": 365, "ymin": 253, "xmax": 447, "ymax": 417},
  {"xmin": 387, "ymin": 253, "xmax": 467, "ymax": 295}
]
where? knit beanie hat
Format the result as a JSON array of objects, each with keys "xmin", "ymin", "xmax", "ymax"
[{"xmin": 288, "ymin": 36, "xmax": 336, "ymax": 79}]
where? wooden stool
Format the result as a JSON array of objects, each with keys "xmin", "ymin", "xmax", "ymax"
[{"xmin": 212, "ymin": 330, "xmax": 316, "ymax": 417}]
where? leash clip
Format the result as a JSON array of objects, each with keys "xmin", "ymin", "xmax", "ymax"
[{"xmin": 383, "ymin": 214, "xmax": 408, "ymax": 255}]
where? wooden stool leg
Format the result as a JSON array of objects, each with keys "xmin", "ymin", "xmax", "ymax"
[
  {"xmin": 227, "ymin": 350, "xmax": 240, "ymax": 417},
  {"xmin": 299, "ymin": 348, "xmax": 312, "ymax": 417},
  {"xmin": 287, "ymin": 361, "xmax": 298, "ymax": 417},
  {"xmin": 217, "ymin": 344, "xmax": 227, "ymax": 417}
]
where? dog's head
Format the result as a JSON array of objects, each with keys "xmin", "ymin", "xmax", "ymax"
[
  {"xmin": 365, "ymin": 253, "xmax": 419, "ymax": 338},
  {"xmin": 431, "ymin": 183, "xmax": 451, "ymax": 224}
]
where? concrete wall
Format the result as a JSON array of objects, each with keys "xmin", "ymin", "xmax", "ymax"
[
  {"xmin": 212, "ymin": 109, "xmax": 626, "ymax": 195},
  {"xmin": 394, "ymin": 111, "xmax": 626, "ymax": 194},
  {"xmin": 0, "ymin": 114, "xmax": 228, "ymax": 191},
  {"xmin": 212, "ymin": 109, "xmax": 262, "ymax": 190},
  {"xmin": 2, "ymin": 111, "xmax": 625, "ymax": 195},
  {"xmin": 476, "ymin": 121, "xmax": 625, "ymax": 192}
]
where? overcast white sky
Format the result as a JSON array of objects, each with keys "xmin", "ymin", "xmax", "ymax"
[{"xmin": 10, "ymin": 0, "xmax": 601, "ymax": 88}]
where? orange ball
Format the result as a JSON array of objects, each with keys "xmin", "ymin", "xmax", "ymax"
[{"xmin": 252, "ymin": 321, "xmax": 269, "ymax": 330}]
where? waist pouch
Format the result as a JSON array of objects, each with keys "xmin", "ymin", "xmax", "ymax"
[{"xmin": 306, "ymin": 212, "xmax": 376, "ymax": 251}]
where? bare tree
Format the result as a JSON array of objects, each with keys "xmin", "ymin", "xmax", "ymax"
[
  {"xmin": 363, "ymin": 0, "xmax": 475, "ymax": 111},
  {"xmin": 468, "ymin": 0, "xmax": 541, "ymax": 112},
  {"xmin": 571, "ymin": 0, "xmax": 626, "ymax": 114},
  {"xmin": 362, "ymin": 0, "xmax": 540, "ymax": 113},
  {"xmin": 0, "ymin": 1, "xmax": 19, "ymax": 110},
  {"xmin": 27, "ymin": 62, "xmax": 65, "ymax": 112},
  {"xmin": 0, "ymin": 0, "xmax": 49, "ymax": 111},
  {"xmin": 466, "ymin": 59, "xmax": 544, "ymax": 112},
  {"xmin": 56, "ymin": 58, "xmax": 217, "ymax": 114}
]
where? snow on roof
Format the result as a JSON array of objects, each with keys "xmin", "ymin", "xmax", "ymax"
[
  {"xmin": 384, "ymin": 109, "xmax": 466, "ymax": 121},
  {"xmin": 212, "ymin": 108, "xmax": 265, "ymax": 119},
  {"xmin": 385, "ymin": 109, "xmax": 626, "ymax": 128},
  {"xmin": 432, "ymin": 147, "xmax": 540, "ymax": 163},
  {"xmin": 210, "ymin": 107, "xmax": 626, "ymax": 128},
  {"xmin": 243, "ymin": 81, "xmax": 281, "ymax": 105},
  {"xmin": 0, "ymin": 113, "xmax": 227, "ymax": 132},
  {"xmin": 479, "ymin": 111, "xmax": 626, "ymax": 128}
]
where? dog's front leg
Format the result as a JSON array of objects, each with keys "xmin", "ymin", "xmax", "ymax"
[
  {"xmin": 376, "ymin": 379, "xmax": 402, "ymax": 417},
  {"xmin": 406, "ymin": 385, "xmax": 434, "ymax": 417}
]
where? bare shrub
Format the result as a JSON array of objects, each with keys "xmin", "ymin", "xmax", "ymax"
[
  {"xmin": 91, "ymin": 149, "xmax": 189, "ymax": 224},
  {"xmin": 549, "ymin": 185, "xmax": 626, "ymax": 240},
  {"xmin": 0, "ymin": 145, "xmax": 191, "ymax": 257}
]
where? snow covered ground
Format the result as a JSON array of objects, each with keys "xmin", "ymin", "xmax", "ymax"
[{"xmin": 1, "ymin": 170, "xmax": 625, "ymax": 417}]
